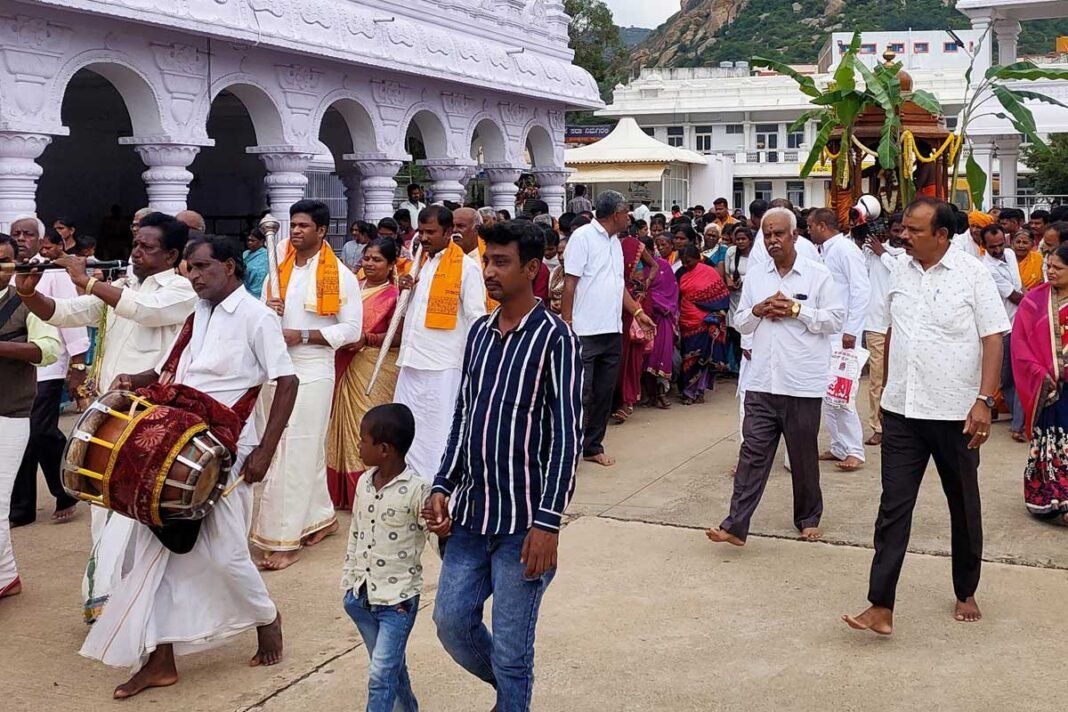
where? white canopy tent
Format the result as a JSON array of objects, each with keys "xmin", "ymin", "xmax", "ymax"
[{"xmin": 564, "ymin": 117, "xmax": 715, "ymax": 209}]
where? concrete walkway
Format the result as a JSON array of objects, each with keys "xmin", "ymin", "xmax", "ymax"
[{"xmin": 1, "ymin": 383, "xmax": 1061, "ymax": 711}]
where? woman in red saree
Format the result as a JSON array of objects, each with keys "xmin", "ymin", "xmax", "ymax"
[
  {"xmin": 326, "ymin": 239, "xmax": 400, "ymax": 510},
  {"xmin": 677, "ymin": 245, "xmax": 731, "ymax": 405},
  {"xmin": 1011, "ymin": 245, "xmax": 1068, "ymax": 523},
  {"xmin": 612, "ymin": 234, "xmax": 659, "ymax": 423}
]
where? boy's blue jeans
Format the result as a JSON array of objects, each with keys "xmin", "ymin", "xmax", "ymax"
[
  {"xmin": 343, "ymin": 587, "xmax": 420, "ymax": 712},
  {"xmin": 432, "ymin": 522, "xmax": 555, "ymax": 712}
]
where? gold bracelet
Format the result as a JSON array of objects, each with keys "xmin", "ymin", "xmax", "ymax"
[
  {"xmin": 633, "ymin": 308, "xmax": 645, "ymax": 318},
  {"xmin": 85, "ymin": 277, "xmax": 98, "ymax": 295},
  {"xmin": 15, "ymin": 288, "xmax": 36, "ymax": 298}
]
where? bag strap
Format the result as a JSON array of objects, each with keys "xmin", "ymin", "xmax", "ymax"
[{"xmin": 0, "ymin": 293, "xmax": 24, "ymax": 333}]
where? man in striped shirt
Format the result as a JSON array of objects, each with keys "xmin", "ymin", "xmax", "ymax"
[{"xmin": 427, "ymin": 220, "xmax": 582, "ymax": 712}]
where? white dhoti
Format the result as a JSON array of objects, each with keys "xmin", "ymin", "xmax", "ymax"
[
  {"xmin": 81, "ymin": 508, "xmax": 136, "ymax": 623},
  {"xmin": 0, "ymin": 416, "xmax": 30, "ymax": 592},
  {"xmin": 822, "ymin": 334, "xmax": 866, "ymax": 462},
  {"xmin": 250, "ymin": 376, "xmax": 337, "ymax": 551},
  {"xmin": 81, "ymin": 446, "xmax": 277, "ymax": 669},
  {"xmin": 394, "ymin": 366, "xmax": 463, "ymax": 482}
]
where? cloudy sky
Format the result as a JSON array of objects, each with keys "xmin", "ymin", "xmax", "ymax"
[{"xmin": 604, "ymin": 0, "xmax": 677, "ymax": 28}]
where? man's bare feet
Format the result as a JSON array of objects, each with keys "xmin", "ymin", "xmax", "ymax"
[
  {"xmin": 302, "ymin": 520, "xmax": 339, "ymax": 547},
  {"xmin": 705, "ymin": 527, "xmax": 745, "ymax": 546},
  {"xmin": 842, "ymin": 605, "xmax": 893, "ymax": 635},
  {"xmin": 583, "ymin": 453, "xmax": 615, "ymax": 467},
  {"xmin": 250, "ymin": 613, "xmax": 284, "ymax": 666},
  {"xmin": 835, "ymin": 456, "xmax": 864, "ymax": 472},
  {"xmin": 954, "ymin": 597, "xmax": 982, "ymax": 623},
  {"xmin": 0, "ymin": 576, "xmax": 21, "ymax": 599},
  {"xmin": 51, "ymin": 504, "xmax": 77, "ymax": 523},
  {"xmin": 818, "ymin": 450, "xmax": 842, "ymax": 462},
  {"xmin": 800, "ymin": 527, "xmax": 822, "ymax": 542},
  {"xmin": 113, "ymin": 644, "xmax": 178, "ymax": 699},
  {"xmin": 865, "ymin": 432, "xmax": 882, "ymax": 446},
  {"xmin": 259, "ymin": 550, "xmax": 301, "ymax": 571}
]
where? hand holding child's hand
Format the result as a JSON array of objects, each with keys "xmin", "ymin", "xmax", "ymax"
[{"xmin": 422, "ymin": 493, "xmax": 452, "ymax": 538}]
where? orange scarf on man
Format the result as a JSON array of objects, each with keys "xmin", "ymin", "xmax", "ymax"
[
  {"xmin": 278, "ymin": 240, "xmax": 342, "ymax": 316},
  {"xmin": 475, "ymin": 238, "xmax": 500, "ymax": 313},
  {"xmin": 424, "ymin": 240, "xmax": 466, "ymax": 330}
]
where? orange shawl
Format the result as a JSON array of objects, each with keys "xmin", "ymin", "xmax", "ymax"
[
  {"xmin": 278, "ymin": 240, "xmax": 342, "ymax": 316},
  {"xmin": 424, "ymin": 241, "xmax": 466, "ymax": 330},
  {"xmin": 475, "ymin": 238, "xmax": 499, "ymax": 313},
  {"xmin": 1018, "ymin": 249, "xmax": 1045, "ymax": 290}
]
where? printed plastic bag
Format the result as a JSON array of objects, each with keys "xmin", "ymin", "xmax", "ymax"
[{"xmin": 824, "ymin": 346, "xmax": 870, "ymax": 412}]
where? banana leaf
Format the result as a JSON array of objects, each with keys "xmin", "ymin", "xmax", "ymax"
[
  {"xmin": 751, "ymin": 56, "xmax": 821, "ymax": 98},
  {"xmin": 856, "ymin": 60, "xmax": 892, "ymax": 111},
  {"xmin": 799, "ymin": 120, "xmax": 835, "ymax": 178},
  {"xmin": 992, "ymin": 85, "xmax": 1046, "ymax": 149},
  {"xmin": 907, "ymin": 89, "xmax": 943, "ymax": 116},
  {"xmin": 1004, "ymin": 88, "xmax": 1068, "ymax": 110},
  {"xmin": 879, "ymin": 112, "xmax": 901, "ymax": 170},
  {"xmin": 987, "ymin": 61, "xmax": 1068, "ymax": 82},
  {"xmin": 965, "ymin": 150, "xmax": 987, "ymax": 211}
]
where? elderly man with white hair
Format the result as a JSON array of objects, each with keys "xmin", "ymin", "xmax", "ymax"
[
  {"xmin": 477, "ymin": 206, "xmax": 496, "ymax": 228},
  {"xmin": 707, "ymin": 207, "xmax": 844, "ymax": 547},
  {"xmin": 8, "ymin": 214, "xmax": 91, "ymax": 526}
]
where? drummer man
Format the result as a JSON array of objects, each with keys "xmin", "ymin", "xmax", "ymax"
[
  {"xmin": 16, "ymin": 212, "xmax": 197, "ymax": 621},
  {"xmin": 35, "ymin": 235, "xmax": 298, "ymax": 699}
]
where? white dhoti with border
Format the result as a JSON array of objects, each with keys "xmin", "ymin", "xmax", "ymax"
[
  {"xmin": 249, "ymin": 373, "xmax": 337, "ymax": 551},
  {"xmin": 81, "ymin": 508, "xmax": 136, "ymax": 623},
  {"xmin": 0, "ymin": 416, "xmax": 30, "ymax": 592},
  {"xmin": 393, "ymin": 366, "xmax": 463, "ymax": 482},
  {"xmin": 80, "ymin": 445, "xmax": 277, "ymax": 669}
]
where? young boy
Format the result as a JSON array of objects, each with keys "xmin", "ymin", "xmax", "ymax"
[{"xmin": 341, "ymin": 403, "xmax": 434, "ymax": 712}]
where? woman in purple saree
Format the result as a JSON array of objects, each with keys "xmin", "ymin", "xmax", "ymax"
[{"xmin": 641, "ymin": 252, "xmax": 679, "ymax": 410}]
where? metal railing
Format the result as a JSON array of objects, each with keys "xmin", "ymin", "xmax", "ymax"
[
  {"xmin": 718, "ymin": 149, "xmax": 801, "ymax": 164},
  {"xmin": 992, "ymin": 195, "xmax": 1068, "ymax": 211}
]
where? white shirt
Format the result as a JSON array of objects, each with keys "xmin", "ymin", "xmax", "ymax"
[
  {"xmin": 980, "ymin": 249, "xmax": 1022, "ymax": 325},
  {"xmin": 951, "ymin": 232, "xmax": 982, "ymax": 258},
  {"xmin": 632, "ymin": 204, "xmax": 651, "ymax": 224},
  {"xmin": 397, "ymin": 249, "xmax": 486, "ymax": 371},
  {"xmin": 724, "ymin": 245, "xmax": 750, "ymax": 324},
  {"xmin": 863, "ymin": 243, "xmax": 906, "ymax": 333},
  {"xmin": 817, "ymin": 234, "xmax": 870, "ymax": 339},
  {"xmin": 734, "ymin": 256, "xmax": 845, "ymax": 398},
  {"xmin": 398, "ymin": 200, "xmax": 426, "ymax": 221},
  {"xmin": 165, "ymin": 287, "xmax": 295, "ymax": 412},
  {"xmin": 563, "ymin": 220, "xmax": 624, "ymax": 336},
  {"xmin": 739, "ymin": 232, "xmax": 820, "ymax": 350},
  {"xmin": 878, "ymin": 248, "xmax": 1011, "ymax": 421},
  {"xmin": 34, "ymin": 265, "xmax": 90, "ymax": 382},
  {"xmin": 47, "ymin": 269, "xmax": 197, "ymax": 394},
  {"xmin": 276, "ymin": 247, "xmax": 363, "ymax": 383}
]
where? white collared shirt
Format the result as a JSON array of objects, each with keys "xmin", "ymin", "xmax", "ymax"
[
  {"xmin": 817, "ymin": 234, "xmax": 870, "ymax": 339},
  {"xmin": 980, "ymin": 249, "xmax": 1021, "ymax": 325},
  {"xmin": 276, "ymin": 251, "xmax": 363, "ymax": 383},
  {"xmin": 34, "ymin": 264, "xmax": 90, "ymax": 382},
  {"xmin": 563, "ymin": 220, "xmax": 624, "ymax": 336},
  {"xmin": 739, "ymin": 232, "xmax": 821, "ymax": 351},
  {"xmin": 863, "ymin": 243, "xmax": 906, "ymax": 333},
  {"xmin": 734, "ymin": 256, "xmax": 844, "ymax": 398},
  {"xmin": 47, "ymin": 269, "xmax": 197, "ymax": 393},
  {"xmin": 165, "ymin": 287, "xmax": 295, "ymax": 428},
  {"xmin": 951, "ymin": 232, "xmax": 982, "ymax": 258},
  {"xmin": 878, "ymin": 248, "xmax": 1010, "ymax": 421},
  {"xmin": 397, "ymin": 250, "xmax": 486, "ymax": 371}
]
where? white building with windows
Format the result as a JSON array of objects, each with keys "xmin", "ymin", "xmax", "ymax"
[
  {"xmin": 0, "ymin": 0, "xmax": 601, "ymax": 242},
  {"xmin": 600, "ymin": 25, "xmax": 1067, "ymax": 211}
]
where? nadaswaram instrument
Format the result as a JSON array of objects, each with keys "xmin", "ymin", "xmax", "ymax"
[
  {"xmin": 259, "ymin": 213, "xmax": 282, "ymax": 300},
  {"xmin": 0, "ymin": 259, "xmax": 127, "ymax": 274},
  {"xmin": 62, "ymin": 390, "xmax": 233, "ymax": 527},
  {"xmin": 365, "ymin": 240, "xmax": 423, "ymax": 395}
]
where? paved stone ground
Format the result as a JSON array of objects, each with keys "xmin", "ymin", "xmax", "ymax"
[{"xmin": 1, "ymin": 381, "xmax": 1061, "ymax": 711}]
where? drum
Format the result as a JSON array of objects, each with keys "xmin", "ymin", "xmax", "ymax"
[{"xmin": 62, "ymin": 390, "xmax": 233, "ymax": 527}]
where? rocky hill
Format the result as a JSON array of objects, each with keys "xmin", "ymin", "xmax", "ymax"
[{"xmin": 626, "ymin": 0, "xmax": 1068, "ymax": 69}]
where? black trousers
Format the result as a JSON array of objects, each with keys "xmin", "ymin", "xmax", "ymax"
[
  {"xmin": 868, "ymin": 410, "xmax": 982, "ymax": 609},
  {"xmin": 579, "ymin": 333, "xmax": 621, "ymax": 457},
  {"xmin": 11, "ymin": 379, "xmax": 77, "ymax": 524},
  {"xmin": 720, "ymin": 392, "xmax": 823, "ymax": 541}
]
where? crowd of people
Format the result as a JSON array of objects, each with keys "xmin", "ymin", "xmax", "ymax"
[{"xmin": 1, "ymin": 182, "xmax": 1067, "ymax": 709}]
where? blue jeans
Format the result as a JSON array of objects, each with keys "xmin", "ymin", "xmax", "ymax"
[
  {"xmin": 343, "ymin": 588, "xmax": 420, "ymax": 712},
  {"xmin": 432, "ymin": 523, "xmax": 555, "ymax": 712}
]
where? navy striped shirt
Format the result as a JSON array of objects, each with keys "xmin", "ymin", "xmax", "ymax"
[{"xmin": 432, "ymin": 301, "xmax": 583, "ymax": 535}]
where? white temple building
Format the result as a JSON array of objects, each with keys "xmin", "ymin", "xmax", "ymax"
[{"xmin": 0, "ymin": 0, "xmax": 603, "ymax": 238}]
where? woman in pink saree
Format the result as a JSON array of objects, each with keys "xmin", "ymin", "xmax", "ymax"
[
  {"xmin": 1011, "ymin": 245, "xmax": 1068, "ymax": 523},
  {"xmin": 612, "ymin": 233, "xmax": 659, "ymax": 423},
  {"xmin": 326, "ymin": 239, "xmax": 400, "ymax": 510},
  {"xmin": 641, "ymin": 251, "xmax": 679, "ymax": 409}
]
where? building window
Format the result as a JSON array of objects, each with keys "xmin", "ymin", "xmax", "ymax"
[
  {"xmin": 755, "ymin": 124, "xmax": 779, "ymax": 162},
  {"xmin": 754, "ymin": 181, "xmax": 773, "ymax": 202},
  {"xmin": 914, "ymin": 42, "xmax": 929, "ymax": 54},
  {"xmin": 889, "ymin": 42, "xmax": 905, "ymax": 54},
  {"xmin": 860, "ymin": 44, "xmax": 877, "ymax": 55},
  {"xmin": 787, "ymin": 181, "xmax": 805, "ymax": 208},
  {"xmin": 945, "ymin": 116, "xmax": 959, "ymax": 130},
  {"xmin": 733, "ymin": 180, "xmax": 744, "ymax": 210},
  {"xmin": 695, "ymin": 126, "xmax": 714, "ymax": 154},
  {"xmin": 667, "ymin": 126, "xmax": 684, "ymax": 148},
  {"xmin": 725, "ymin": 124, "xmax": 743, "ymax": 135},
  {"xmin": 943, "ymin": 42, "xmax": 959, "ymax": 53},
  {"xmin": 642, "ymin": 127, "xmax": 655, "ymax": 137},
  {"xmin": 787, "ymin": 130, "xmax": 805, "ymax": 149}
]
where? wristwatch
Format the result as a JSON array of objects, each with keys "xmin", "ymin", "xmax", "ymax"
[
  {"xmin": 69, "ymin": 363, "xmax": 87, "ymax": 372},
  {"xmin": 300, "ymin": 330, "xmax": 310, "ymax": 345},
  {"xmin": 789, "ymin": 301, "xmax": 802, "ymax": 318},
  {"xmin": 977, "ymin": 394, "xmax": 996, "ymax": 409}
]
